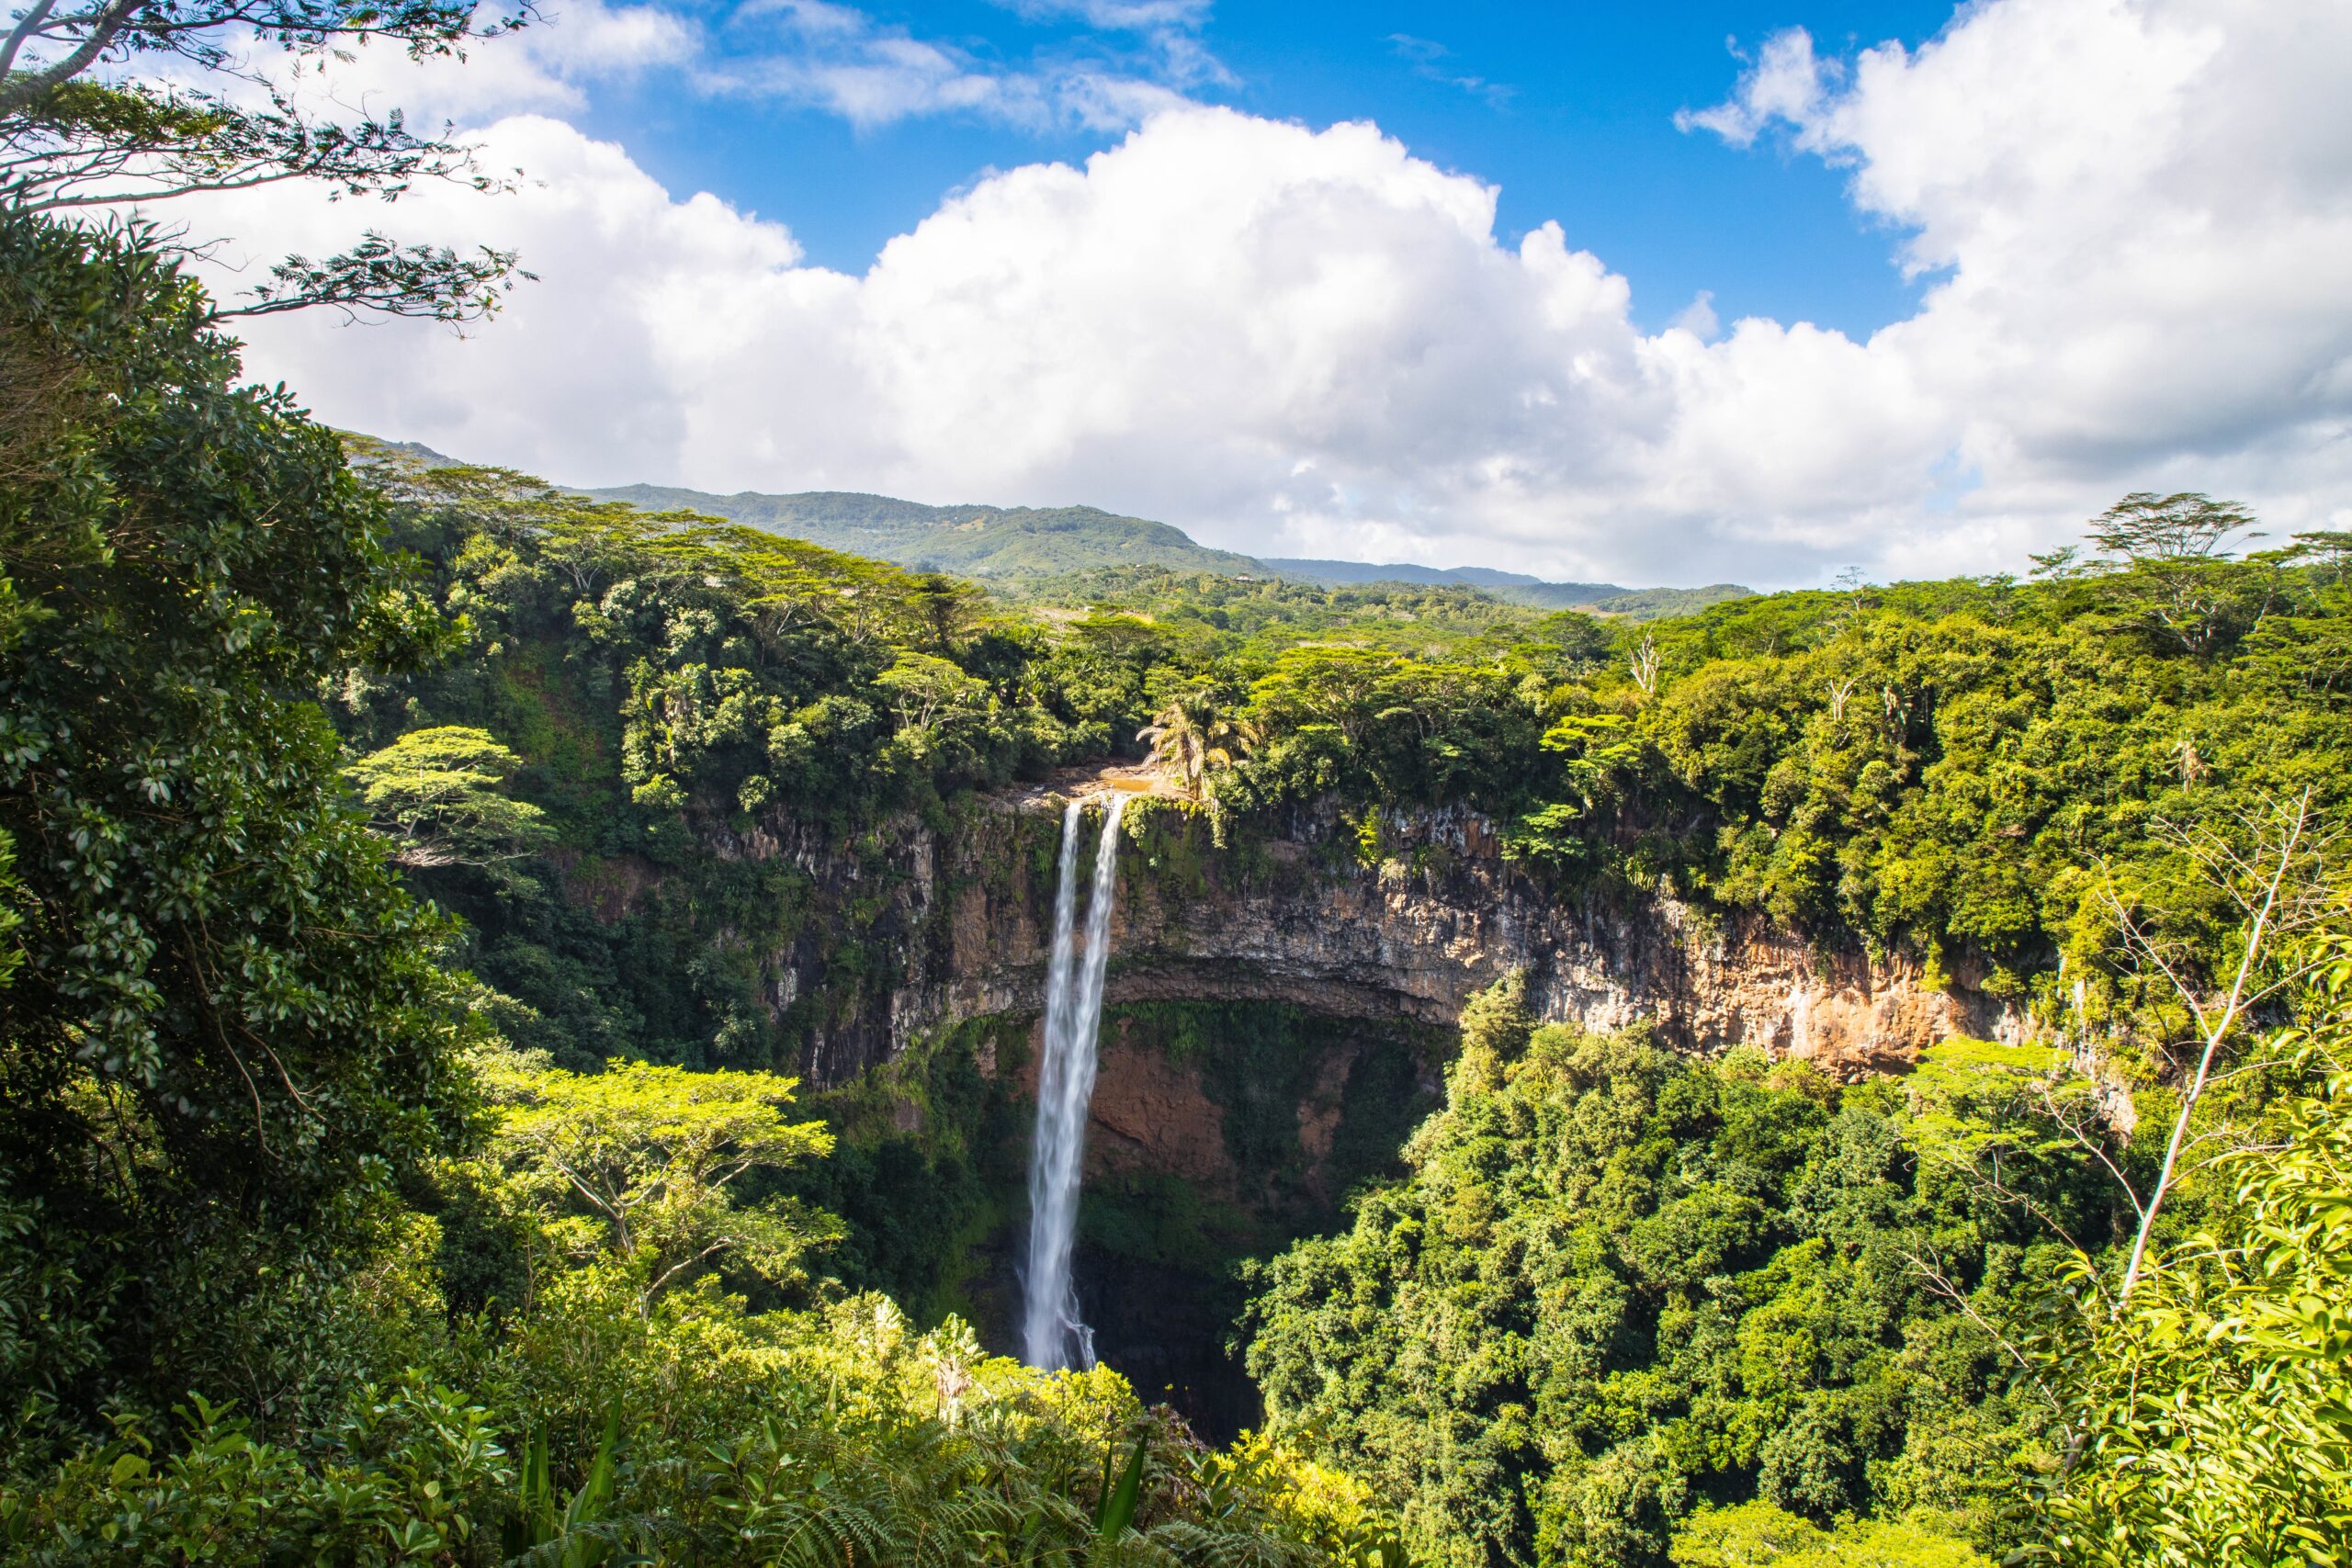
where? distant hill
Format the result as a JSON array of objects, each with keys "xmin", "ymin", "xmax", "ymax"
[
  {"xmin": 1576, "ymin": 584, "xmax": 1758, "ymax": 619},
  {"xmin": 582, "ymin": 485, "xmax": 1266, "ymax": 579},
  {"xmin": 1261, "ymin": 558, "xmax": 1589, "ymax": 591},
  {"xmin": 348, "ymin": 436, "xmax": 1743, "ymax": 617},
  {"xmin": 1263, "ymin": 558, "xmax": 1751, "ymax": 617}
]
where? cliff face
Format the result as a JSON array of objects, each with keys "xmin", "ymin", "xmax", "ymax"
[
  {"xmin": 707, "ymin": 794, "xmax": 2025, "ymax": 1089},
  {"xmin": 712, "ymin": 793, "xmax": 2028, "ymax": 1432}
]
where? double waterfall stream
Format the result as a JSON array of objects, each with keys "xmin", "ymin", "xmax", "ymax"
[{"xmin": 1021, "ymin": 795, "xmax": 1126, "ymax": 1371}]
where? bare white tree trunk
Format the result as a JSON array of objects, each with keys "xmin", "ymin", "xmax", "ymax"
[
  {"xmin": 1629, "ymin": 632, "xmax": 1659, "ymax": 695},
  {"xmin": 2104, "ymin": 788, "xmax": 2330, "ymax": 1307}
]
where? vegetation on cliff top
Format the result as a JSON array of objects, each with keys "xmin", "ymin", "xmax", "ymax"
[
  {"xmin": 314, "ymin": 430, "xmax": 2352, "ymax": 1107},
  {"xmin": 1259, "ymin": 558, "xmax": 1751, "ymax": 620}
]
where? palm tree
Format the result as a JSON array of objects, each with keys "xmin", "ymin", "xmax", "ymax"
[{"xmin": 1137, "ymin": 690, "xmax": 1250, "ymax": 795}]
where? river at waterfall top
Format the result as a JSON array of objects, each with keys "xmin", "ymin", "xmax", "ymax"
[{"xmin": 1021, "ymin": 795, "xmax": 1126, "ymax": 1371}]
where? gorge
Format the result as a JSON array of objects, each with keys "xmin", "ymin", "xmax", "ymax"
[
  {"xmin": 71, "ymin": 439, "xmax": 2316, "ymax": 1564},
  {"xmin": 657, "ymin": 778, "xmax": 2033, "ymax": 1429},
  {"xmin": 766, "ymin": 788, "xmax": 2020, "ymax": 1094}
]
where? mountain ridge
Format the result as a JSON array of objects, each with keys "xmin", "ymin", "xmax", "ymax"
[
  {"xmin": 1260, "ymin": 557, "xmax": 1752, "ymax": 617},
  {"xmin": 357, "ymin": 440, "xmax": 1749, "ymax": 615},
  {"xmin": 578, "ymin": 480, "xmax": 1754, "ymax": 615},
  {"xmin": 1260, "ymin": 557, "xmax": 1602, "ymax": 592},
  {"xmin": 582, "ymin": 483, "xmax": 1266, "ymax": 579}
]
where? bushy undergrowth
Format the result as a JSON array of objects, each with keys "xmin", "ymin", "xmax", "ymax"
[{"xmin": 0, "ymin": 1034, "xmax": 1404, "ymax": 1566}]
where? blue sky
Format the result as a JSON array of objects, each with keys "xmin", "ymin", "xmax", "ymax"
[
  {"xmin": 576, "ymin": 2, "xmax": 1954, "ymax": 338},
  {"xmin": 207, "ymin": 0, "xmax": 2352, "ymax": 587}
]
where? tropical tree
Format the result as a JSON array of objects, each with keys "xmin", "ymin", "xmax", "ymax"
[
  {"xmin": 2096, "ymin": 791, "xmax": 2337, "ymax": 1304},
  {"xmin": 487, "ymin": 1058, "xmax": 836, "ymax": 1311},
  {"xmin": 0, "ymin": 211, "xmax": 473, "ymax": 1428},
  {"xmin": 1674, "ymin": 1500, "xmax": 1988, "ymax": 1567},
  {"xmin": 907, "ymin": 570, "xmax": 982, "ymax": 654},
  {"xmin": 1246, "ymin": 647, "xmax": 1397, "ymax": 752},
  {"xmin": 344, "ymin": 725, "xmax": 552, "ymax": 866},
  {"xmin": 2083, "ymin": 491, "xmax": 2273, "ymax": 657},
  {"xmin": 2031, "ymin": 933, "xmax": 2352, "ymax": 1565},
  {"xmin": 874, "ymin": 652, "xmax": 993, "ymax": 755},
  {"xmin": 1502, "ymin": 710, "xmax": 1640, "ymax": 874},
  {"xmin": 1137, "ymin": 686, "xmax": 1248, "ymax": 794}
]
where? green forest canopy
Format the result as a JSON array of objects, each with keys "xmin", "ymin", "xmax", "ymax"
[
  {"xmin": 335, "ymin": 423, "xmax": 2352, "ymax": 1568},
  {"xmin": 313, "ymin": 434, "xmax": 2352, "ymax": 1100},
  {"xmin": 4, "ymin": 205, "xmax": 2351, "ymax": 1567},
  {"xmin": 0, "ymin": 212, "xmax": 1395, "ymax": 1565}
]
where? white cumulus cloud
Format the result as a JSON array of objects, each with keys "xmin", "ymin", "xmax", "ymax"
[{"xmin": 177, "ymin": 0, "xmax": 2352, "ymax": 587}]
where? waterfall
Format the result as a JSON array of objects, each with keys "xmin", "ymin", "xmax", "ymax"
[{"xmin": 1022, "ymin": 795, "xmax": 1125, "ymax": 1371}]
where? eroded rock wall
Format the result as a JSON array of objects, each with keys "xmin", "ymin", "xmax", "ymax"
[{"xmin": 707, "ymin": 795, "xmax": 2023, "ymax": 1088}]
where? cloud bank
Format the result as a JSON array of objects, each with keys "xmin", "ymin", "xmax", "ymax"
[{"xmin": 187, "ymin": 0, "xmax": 2352, "ymax": 586}]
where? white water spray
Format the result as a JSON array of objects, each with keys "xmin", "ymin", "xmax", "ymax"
[{"xmin": 1022, "ymin": 795, "xmax": 1125, "ymax": 1370}]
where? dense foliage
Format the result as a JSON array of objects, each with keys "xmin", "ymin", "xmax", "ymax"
[
  {"xmin": 1243, "ymin": 949, "xmax": 2352, "ymax": 1564},
  {"xmin": 0, "ymin": 215, "xmax": 1398, "ymax": 1565},
  {"xmin": 2025, "ymin": 933, "xmax": 2352, "ymax": 1566},
  {"xmin": 0, "ymin": 0, "xmax": 531, "ymax": 322},
  {"xmin": 324, "ymin": 450, "xmax": 1231, "ymax": 1075},
  {"xmin": 322, "ymin": 434, "xmax": 2352, "ymax": 1109},
  {"xmin": 1501, "ymin": 586, "xmax": 1754, "ymax": 620},
  {"xmin": 0, "ymin": 209, "xmax": 470, "ymax": 1441},
  {"xmin": 999, "ymin": 566, "xmax": 1572, "ymax": 658},
  {"xmin": 1242, "ymin": 978, "xmax": 2084, "ymax": 1566},
  {"xmin": 1199, "ymin": 528, "xmax": 2352, "ymax": 1021},
  {"xmin": 5, "ymin": 1036, "xmax": 1394, "ymax": 1562}
]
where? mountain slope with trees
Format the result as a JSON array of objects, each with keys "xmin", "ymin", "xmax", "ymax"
[
  {"xmin": 583, "ymin": 483, "xmax": 1271, "ymax": 578},
  {"xmin": 1262, "ymin": 558, "xmax": 1753, "ymax": 617}
]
